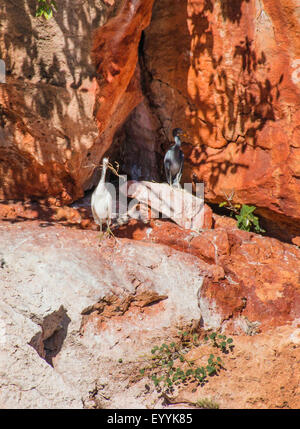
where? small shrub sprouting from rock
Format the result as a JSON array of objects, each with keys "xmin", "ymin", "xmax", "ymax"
[
  {"xmin": 204, "ymin": 332, "xmax": 234, "ymax": 353},
  {"xmin": 35, "ymin": 0, "xmax": 57, "ymax": 19},
  {"xmin": 219, "ymin": 191, "xmax": 265, "ymax": 234},
  {"xmin": 138, "ymin": 330, "xmax": 234, "ymax": 393},
  {"xmin": 235, "ymin": 204, "xmax": 265, "ymax": 233}
]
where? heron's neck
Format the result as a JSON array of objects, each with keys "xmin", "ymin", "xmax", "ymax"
[
  {"xmin": 100, "ymin": 163, "xmax": 108, "ymax": 183},
  {"xmin": 95, "ymin": 164, "xmax": 107, "ymax": 193},
  {"xmin": 174, "ymin": 136, "xmax": 181, "ymax": 148}
]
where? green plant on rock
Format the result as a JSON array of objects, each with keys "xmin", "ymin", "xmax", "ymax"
[
  {"xmin": 35, "ymin": 0, "xmax": 57, "ymax": 19},
  {"xmin": 139, "ymin": 330, "xmax": 234, "ymax": 393},
  {"xmin": 235, "ymin": 204, "xmax": 265, "ymax": 233},
  {"xmin": 219, "ymin": 191, "xmax": 265, "ymax": 234},
  {"xmin": 204, "ymin": 332, "xmax": 234, "ymax": 353}
]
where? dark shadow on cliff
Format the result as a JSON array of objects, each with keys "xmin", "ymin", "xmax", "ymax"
[
  {"xmin": 220, "ymin": 0, "xmax": 250, "ymax": 24},
  {"xmin": 128, "ymin": 0, "xmax": 300, "ymax": 244},
  {"xmin": 29, "ymin": 305, "xmax": 71, "ymax": 367},
  {"xmin": 185, "ymin": 3, "xmax": 283, "ymax": 189},
  {"xmin": 135, "ymin": 0, "xmax": 267, "ymax": 189},
  {"xmin": 0, "ymin": 0, "xmax": 112, "ymax": 201}
]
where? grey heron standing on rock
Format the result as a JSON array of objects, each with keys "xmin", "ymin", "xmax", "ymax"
[
  {"xmin": 164, "ymin": 128, "xmax": 186, "ymax": 188},
  {"xmin": 91, "ymin": 157, "xmax": 113, "ymax": 237}
]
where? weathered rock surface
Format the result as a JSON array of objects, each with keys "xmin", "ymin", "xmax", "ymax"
[
  {"xmin": 0, "ymin": 0, "xmax": 154, "ymax": 202},
  {"xmin": 120, "ymin": 0, "xmax": 300, "ymax": 241},
  {"xmin": 92, "ymin": 0, "xmax": 155, "ymax": 165},
  {"xmin": 1, "ymin": 0, "xmax": 300, "ymax": 244},
  {"xmin": 0, "ymin": 0, "xmax": 109, "ymax": 202},
  {"xmin": 0, "ymin": 300, "xmax": 82, "ymax": 409},
  {"xmin": 1, "ymin": 0, "xmax": 300, "ymax": 409},
  {"xmin": 0, "ymin": 214, "xmax": 300, "ymax": 409},
  {"xmin": 1, "ymin": 198, "xmax": 299, "ymax": 333},
  {"xmin": 0, "ymin": 199, "xmax": 300, "ymax": 408},
  {"xmin": 0, "ymin": 220, "xmax": 208, "ymax": 408},
  {"xmin": 114, "ymin": 217, "xmax": 300, "ymax": 332}
]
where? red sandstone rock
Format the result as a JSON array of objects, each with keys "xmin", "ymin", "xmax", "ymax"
[
  {"xmin": 0, "ymin": 1, "xmax": 108, "ymax": 202},
  {"xmin": 3, "ymin": 215, "xmax": 300, "ymax": 408},
  {"xmin": 0, "ymin": 0, "xmax": 154, "ymax": 203},
  {"xmin": 138, "ymin": 0, "xmax": 300, "ymax": 237},
  {"xmin": 3, "ymin": 195, "xmax": 299, "ymax": 331},
  {"xmin": 114, "ymin": 218, "xmax": 300, "ymax": 332},
  {"xmin": 292, "ymin": 236, "xmax": 300, "ymax": 247}
]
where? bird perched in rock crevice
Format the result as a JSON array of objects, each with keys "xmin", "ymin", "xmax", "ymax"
[
  {"xmin": 164, "ymin": 128, "xmax": 186, "ymax": 188},
  {"xmin": 91, "ymin": 157, "xmax": 113, "ymax": 236}
]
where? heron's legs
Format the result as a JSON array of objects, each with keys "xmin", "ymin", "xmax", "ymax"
[
  {"xmin": 105, "ymin": 221, "xmax": 118, "ymax": 242},
  {"xmin": 105, "ymin": 223, "xmax": 114, "ymax": 237},
  {"xmin": 98, "ymin": 222, "xmax": 104, "ymax": 240}
]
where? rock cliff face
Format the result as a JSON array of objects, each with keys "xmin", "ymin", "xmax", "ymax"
[
  {"xmin": 1, "ymin": 1, "xmax": 300, "ymax": 409},
  {"xmin": 0, "ymin": 204, "xmax": 300, "ymax": 409},
  {"xmin": 133, "ymin": 0, "xmax": 300, "ymax": 240},
  {"xmin": 0, "ymin": 0, "xmax": 108, "ymax": 202},
  {"xmin": 1, "ymin": 0, "xmax": 300, "ymax": 241},
  {"xmin": 0, "ymin": 0, "xmax": 154, "ymax": 203}
]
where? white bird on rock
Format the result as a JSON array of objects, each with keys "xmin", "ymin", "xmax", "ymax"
[{"xmin": 91, "ymin": 157, "xmax": 113, "ymax": 236}]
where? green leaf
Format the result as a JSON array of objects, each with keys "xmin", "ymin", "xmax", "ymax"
[
  {"xmin": 219, "ymin": 201, "xmax": 227, "ymax": 207},
  {"xmin": 35, "ymin": 0, "xmax": 56, "ymax": 20},
  {"xmin": 166, "ymin": 378, "xmax": 172, "ymax": 386},
  {"xmin": 240, "ymin": 205, "xmax": 256, "ymax": 216},
  {"xmin": 227, "ymin": 338, "xmax": 233, "ymax": 344},
  {"xmin": 196, "ymin": 367, "xmax": 206, "ymax": 378},
  {"xmin": 206, "ymin": 365, "xmax": 216, "ymax": 375},
  {"xmin": 45, "ymin": 9, "xmax": 53, "ymax": 19}
]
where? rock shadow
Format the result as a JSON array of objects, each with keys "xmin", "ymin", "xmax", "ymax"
[
  {"xmin": 29, "ymin": 305, "xmax": 71, "ymax": 367},
  {"xmin": 0, "ymin": 0, "xmax": 111, "ymax": 201}
]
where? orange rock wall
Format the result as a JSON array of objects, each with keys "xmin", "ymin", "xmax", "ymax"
[
  {"xmin": 1, "ymin": 0, "xmax": 300, "ymax": 239},
  {"xmin": 0, "ymin": 0, "xmax": 154, "ymax": 203},
  {"xmin": 140, "ymin": 0, "xmax": 300, "ymax": 231}
]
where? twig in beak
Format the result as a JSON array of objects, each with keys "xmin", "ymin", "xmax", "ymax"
[{"xmin": 107, "ymin": 161, "xmax": 121, "ymax": 177}]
